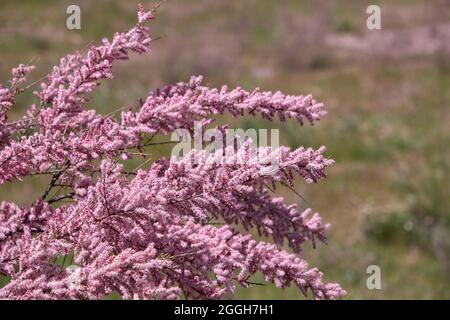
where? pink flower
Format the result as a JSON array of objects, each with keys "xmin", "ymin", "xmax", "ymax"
[{"xmin": 0, "ymin": 5, "xmax": 345, "ymax": 300}]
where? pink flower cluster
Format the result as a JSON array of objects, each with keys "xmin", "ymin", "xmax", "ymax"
[
  {"xmin": 0, "ymin": 5, "xmax": 345, "ymax": 299},
  {"xmin": 121, "ymin": 74, "xmax": 326, "ymax": 135}
]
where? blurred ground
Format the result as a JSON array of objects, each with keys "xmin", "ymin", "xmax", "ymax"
[{"xmin": 0, "ymin": 0, "xmax": 449, "ymax": 299}]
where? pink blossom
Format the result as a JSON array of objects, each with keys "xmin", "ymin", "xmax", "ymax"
[{"xmin": 0, "ymin": 5, "xmax": 345, "ymax": 300}]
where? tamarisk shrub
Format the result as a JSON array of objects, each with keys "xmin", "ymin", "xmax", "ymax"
[{"xmin": 0, "ymin": 5, "xmax": 345, "ymax": 300}]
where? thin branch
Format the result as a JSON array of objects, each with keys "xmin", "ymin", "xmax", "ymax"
[
  {"xmin": 41, "ymin": 172, "xmax": 62, "ymax": 201},
  {"xmin": 47, "ymin": 193, "xmax": 75, "ymax": 204},
  {"xmin": 280, "ymin": 181, "xmax": 311, "ymax": 206}
]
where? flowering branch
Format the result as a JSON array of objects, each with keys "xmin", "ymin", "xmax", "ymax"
[{"xmin": 0, "ymin": 4, "xmax": 345, "ymax": 300}]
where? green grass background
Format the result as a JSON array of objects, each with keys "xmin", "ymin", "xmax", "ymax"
[{"xmin": 1, "ymin": 0, "xmax": 449, "ymax": 299}]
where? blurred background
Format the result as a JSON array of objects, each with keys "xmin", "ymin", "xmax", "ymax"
[{"xmin": 1, "ymin": 0, "xmax": 449, "ymax": 299}]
